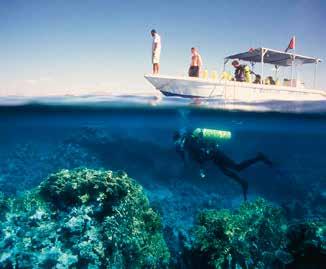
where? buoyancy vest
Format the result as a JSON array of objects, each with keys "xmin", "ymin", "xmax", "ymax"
[{"xmin": 235, "ymin": 65, "xmax": 251, "ymax": 83}]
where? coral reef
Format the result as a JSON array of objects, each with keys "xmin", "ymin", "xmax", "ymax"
[
  {"xmin": 183, "ymin": 198, "xmax": 287, "ymax": 269},
  {"xmin": 182, "ymin": 198, "xmax": 326, "ymax": 269},
  {"xmin": 0, "ymin": 168, "xmax": 170, "ymax": 268}
]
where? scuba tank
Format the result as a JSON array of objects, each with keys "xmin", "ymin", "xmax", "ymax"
[
  {"xmin": 244, "ymin": 65, "xmax": 251, "ymax": 83},
  {"xmin": 202, "ymin": 69, "xmax": 209, "ymax": 79},
  {"xmin": 221, "ymin": 71, "xmax": 232, "ymax": 81},
  {"xmin": 211, "ymin": 70, "xmax": 218, "ymax": 80},
  {"xmin": 192, "ymin": 128, "xmax": 232, "ymax": 143}
]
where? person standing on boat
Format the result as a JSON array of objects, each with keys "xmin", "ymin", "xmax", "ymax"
[
  {"xmin": 231, "ymin": 60, "xmax": 251, "ymax": 83},
  {"xmin": 150, "ymin": 29, "xmax": 161, "ymax": 74},
  {"xmin": 173, "ymin": 128, "xmax": 273, "ymax": 201},
  {"xmin": 188, "ymin": 47, "xmax": 202, "ymax": 77}
]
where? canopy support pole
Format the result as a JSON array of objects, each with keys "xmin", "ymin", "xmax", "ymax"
[
  {"xmin": 261, "ymin": 48, "xmax": 267, "ymax": 84},
  {"xmin": 223, "ymin": 59, "xmax": 228, "ymax": 71},
  {"xmin": 313, "ymin": 61, "xmax": 318, "ymax": 89},
  {"xmin": 290, "ymin": 55, "xmax": 295, "ymax": 87},
  {"xmin": 274, "ymin": 65, "xmax": 279, "ymax": 80}
]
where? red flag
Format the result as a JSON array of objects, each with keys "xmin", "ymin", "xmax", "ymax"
[{"xmin": 285, "ymin": 36, "xmax": 296, "ymax": 52}]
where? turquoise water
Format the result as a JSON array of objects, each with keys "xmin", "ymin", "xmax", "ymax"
[{"xmin": 0, "ymin": 97, "xmax": 325, "ymax": 268}]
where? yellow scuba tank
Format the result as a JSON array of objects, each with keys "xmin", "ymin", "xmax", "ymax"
[
  {"xmin": 202, "ymin": 69, "xmax": 208, "ymax": 79},
  {"xmin": 192, "ymin": 128, "xmax": 232, "ymax": 143},
  {"xmin": 211, "ymin": 71, "xmax": 218, "ymax": 80},
  {"xmin": 221, "ymin": 71, "xmax": 233, "ymax": 81},
  {"xmin": 244, "ymin": 65, "xmax": 251, "ymax": 83}
]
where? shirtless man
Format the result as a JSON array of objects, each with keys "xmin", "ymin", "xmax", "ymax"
[{"xmin": 188, "ymin": 47, "xmax": 202, "ymax": 77}]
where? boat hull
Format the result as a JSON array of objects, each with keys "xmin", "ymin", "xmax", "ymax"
[{"xmin": 144, "ymin": 74, "xmax": 326, "ymax": 102}]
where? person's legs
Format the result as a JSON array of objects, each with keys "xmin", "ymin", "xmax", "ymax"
[
  {"xmin": 235, "ymin": 153, "xmax": 272, "ymax": 171},
  {"xmin": 194, "ymin": 66, "xmax": 199, "ymax": 77},
  {"xmin": 152, "ymin": 51, "xmax": 160, "ymax": 74},
  {"xmin": 213, "ymin": 150, "xmax": 272, "ymax": 172},
  {"xmin": 234, "ymin": 156, "xmax": 263, "ymax": 171},
  {"xmin": 153, "ymin": 63, "xmax": 159, "ymax": 74},
  {"xmin": 211, "ymin": 149, "xmax": 272, "ymax": 200},
  {"xmin": 218, "ymin": 165, "xmax": 248, "ymax": 201},
  {"xmin": 212, "ymin": 150, "xmax": 239, "ymax": 169}
]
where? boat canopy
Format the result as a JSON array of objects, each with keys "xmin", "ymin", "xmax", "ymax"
[{"xmin": 225, "ymin": 48, "xmax": 322, "ymax": 66}]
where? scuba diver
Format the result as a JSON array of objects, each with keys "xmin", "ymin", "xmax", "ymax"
[
  {"xmin": 231, "ymin": 60, "xmax": 252, "ymax": 83},
  {"xmin": 173, "ymin": 128, "xmax": 273, "ymax": 201}
]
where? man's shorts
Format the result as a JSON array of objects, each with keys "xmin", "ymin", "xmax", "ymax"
[
  {"xmin": 188, "ymin": 66, "xmax": 199, "ymax": 77},
  {"xmin": 152, "ymin": 51, "xmax": 161, "ymax": 64}
]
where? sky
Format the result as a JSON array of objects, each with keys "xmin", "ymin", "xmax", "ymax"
[{"xmin": 0, "ymin": 0, "xmax": 325, "ymax": 96}]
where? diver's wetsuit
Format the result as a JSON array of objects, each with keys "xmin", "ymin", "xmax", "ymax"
[{"xmin": 175, "ymin": 130, "xmax": 272, "ymax": 201}]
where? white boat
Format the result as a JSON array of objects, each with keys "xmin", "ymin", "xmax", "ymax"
[{"xmin": 144, "ymin": 48, "xmax": 326, "ymax": 102}]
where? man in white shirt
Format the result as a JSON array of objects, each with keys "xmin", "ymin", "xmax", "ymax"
[{"xmin": 150, "ymin": 29, "xmax": 161, "ymax": 74}]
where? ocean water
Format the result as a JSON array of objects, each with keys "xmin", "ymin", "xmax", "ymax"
[{"xmin": 0, "ymin": 96, "xmax": 325, "ymax": 268}]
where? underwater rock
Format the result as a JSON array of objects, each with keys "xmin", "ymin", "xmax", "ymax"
[
  {"xmin": 0, "ymin": 168, "xmax": 170, "ymax": 268},
  {"xmin": 183, "ymin": 198, "xmax": 288, "ymax": 269}
]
